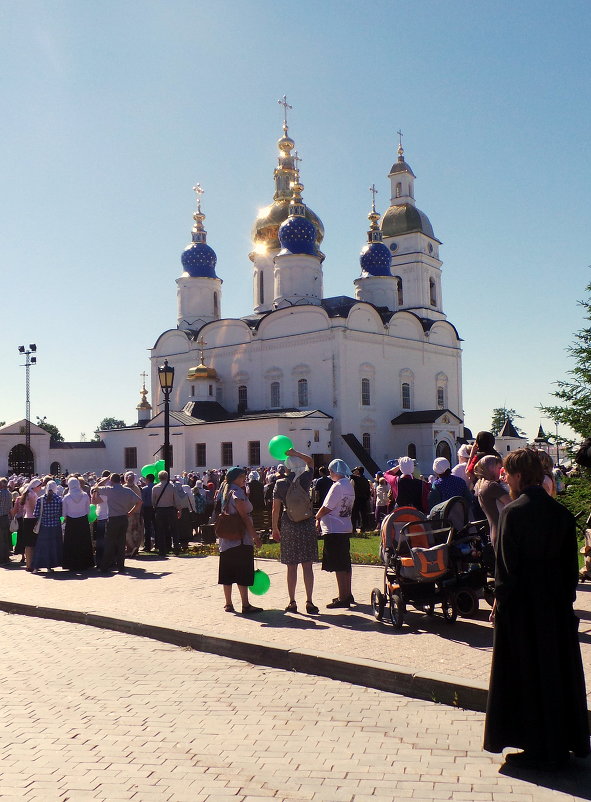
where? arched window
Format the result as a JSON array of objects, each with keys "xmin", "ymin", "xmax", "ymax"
[
  {"xmin": 396, "ymin": 277, "xmax": 403, "ymax": 306},
  {"xmin": 429, "ymin": 278, "xmax": 437, "ymax": 307},
  {"xmin": 362, "ymin": 432, "xmax": 371, "ymax": 454},
  {"xmin": 213, "ymin": 291, "xmax": 219, "ymax": 317},
  {"xmin": 270, "ymin": 381, "xmax": 281, "ymax": 408},
  {"xmin": 407, "ymin": 443, "xmax": 417, "ymax": 460},
  {"xmin": 238, "ymin": 385, "xmax": 248, "ymax": 411},
  {"xmin": 297, "ymin": 378, "xmax": 308, "ymax": 407},
  {"xmin": 437, "ymin": 386, "xmax": 445, "ymax": 408},
  {"xmin": 401, "ymin": 382, "xmax": 411, "ymax": 410},
  {"xmin": 259, "ymin": 272, "xmax": 264, "ymax": 305},
  {"xmin": 50, "ymin": 460, "xmax": 62, "ymax": 475},
  {"xmin": 396, "ymin": 182, "xmax": 402, "ymax": 198},
  {"xmin": 361, "ymin": 378, "xmax": 371, "ymax": 406}
]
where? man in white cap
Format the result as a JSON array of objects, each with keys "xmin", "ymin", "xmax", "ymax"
[{"xmin": 428, "ymin": 457, "xmax": 473, "ymax": 511}]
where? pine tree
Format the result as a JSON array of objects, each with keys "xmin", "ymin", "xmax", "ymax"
[
  {"xmin": 540, "ymin": 279, "xmax": 591, "ymax": 438},
  {"xmin": 490, "ymin": 407, "xmax": 524, "ymax": 436}
]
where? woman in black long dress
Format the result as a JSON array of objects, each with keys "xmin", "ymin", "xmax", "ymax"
[
  {"xmin": 62, "ymin": 477, "xmax": 94, "ymax": 571},
  {"xmin": 484, "ymin": 448, "xmax": 590, "ymax": 769}
]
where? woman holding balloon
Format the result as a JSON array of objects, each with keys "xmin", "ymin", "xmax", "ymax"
[
  {"xmin": 62, "ymin": 476, "xmax": 95, "ymax": 571},
  {"xmin": 271, "ymin": 448, "xmax": 319, "ymax": 614}
]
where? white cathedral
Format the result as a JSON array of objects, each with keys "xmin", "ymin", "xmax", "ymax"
[{"xmin": 0, "ymin": 114, "xmax": 465, "ymax": 477}]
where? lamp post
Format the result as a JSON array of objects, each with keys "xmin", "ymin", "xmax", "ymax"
[
  {"xmin": 18, "ymin": 344, "xmax": 37, "ymax": 449},
  {"xmin": 157, "ymin": 359, "xmax": 175, "ymax": 474}
]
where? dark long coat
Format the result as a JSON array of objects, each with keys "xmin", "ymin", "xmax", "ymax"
[{"xmin": 483, "ymin": 486, "xmax": 590, "ymax": 757}]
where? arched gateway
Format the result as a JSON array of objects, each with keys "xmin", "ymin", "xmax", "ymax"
[{"xmin": 8, "ymin": 444, "xmax": 34, "ymax": 475}]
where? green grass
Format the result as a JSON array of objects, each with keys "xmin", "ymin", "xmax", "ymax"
[{"xmin": 188, "ymin": 533, "xmax": 384, "ymax": 565}]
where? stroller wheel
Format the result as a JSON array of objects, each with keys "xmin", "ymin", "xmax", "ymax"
[
  {"xmin": 483, "ymin": 581, "xmax": 495, "ymax": 607},
  {"xmin": 388, "ymin": 590, "xmax": 405, "ymax": 629},
  {"xmin": 442, "ymin": 593, "xmax": 458, "ymax": 624},
  {"xmin": 455, "ymin": 589, "xmax": 479, "ymax": 617},
  {"xmin": 371, "ymin": 588, "xmax": 385, "ymax": 621}
]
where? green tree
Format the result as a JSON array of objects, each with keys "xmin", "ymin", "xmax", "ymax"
[
  {"xmin": 540, "ymin": 279, "xmax": 591, "ymax": 439},
  {"xmin": 35, "ymin": 416, "xmax": 64, "ymax": 442},
  {"xmin": 93, "ymin": 417, "xmax": 127, "ymax": 441},
  {"xmin": 490, "ymin": 407, "xmax": 524, "ymax": 436}
]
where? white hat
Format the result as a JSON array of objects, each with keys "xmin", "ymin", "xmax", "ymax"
[
  {"xmin": 457, "ymin": 444, "xmax": 471, "ymax": 459},
  {"xmin": 398, "ymin": 456, "xmax": 415, "ymax": 476},
  {"xmin": 433, "ymin": 457, "xmax": 450, "ymax": 475}
]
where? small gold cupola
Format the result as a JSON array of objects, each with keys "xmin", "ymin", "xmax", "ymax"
[{"xmin": 187, "ymin": 337, "xmax": 218, "ymax": 381}]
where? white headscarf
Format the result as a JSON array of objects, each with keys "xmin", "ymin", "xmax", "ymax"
[
  {"xmin": 67, "ymin": 476, "xmax": 85, "ymax": 501},
  {"xmin": 285, "ymin": 456, "xmax": 306, "ymax": 479}
]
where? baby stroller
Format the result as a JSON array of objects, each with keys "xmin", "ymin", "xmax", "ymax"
[
  {"xmin": 428, "ymin": 497, "xmax": 494, "ymax": 615},
  {"xmin": 371, "ymin": 506, "xmax": 458, "ymax": 628}
]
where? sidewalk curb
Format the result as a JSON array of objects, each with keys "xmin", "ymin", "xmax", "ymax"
[{"xmin": 0, "ymin": 598, "xmax": 490, "ymax": 713}]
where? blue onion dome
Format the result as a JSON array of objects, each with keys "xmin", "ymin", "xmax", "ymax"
[
  {"xmin": 278, "ymin": 178, "xmax": 317, "ymax": 256},
  {"xmin": 181, "ymin": 185, "xmax": 219, "ymax": 278},
  {"xmin": 278, "ymin": 215, "xmax": 317, "ymax": 255},
  {"xmin": 360, "ymin": 241, "xmax": 392, "ymax": 276},
  {"xmin": 181, "ymin": 240, "xmax": 218, "ymax": 278},
  {"xmin": 359, "ymin": 200, "xmax": 392, "ymax": 276}
]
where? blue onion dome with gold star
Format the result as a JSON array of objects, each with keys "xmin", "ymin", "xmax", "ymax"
[
  {"xmin": 250, "ymin": 120, "xmax": 324, "ymax": 256},
  {"xmin": 181, "ymin": 186, "xmax": 218, "ymax": 278},
  {"xmin": 278, "ymin": 174, "xmax": 317, "ymax": 256},
  {"xmin": 360, "ymin": 196, "xmax": 392, "ymax": 276}
]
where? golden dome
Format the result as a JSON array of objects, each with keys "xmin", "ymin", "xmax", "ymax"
[
  {"xmin": 187, "ymin": 363, "xmax": 218, "ymax": 380},
  {"xmin": 251, "ymin": 199, "xmax": 324, "ymax": 254}
]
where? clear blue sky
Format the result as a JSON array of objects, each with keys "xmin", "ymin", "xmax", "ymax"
[{"xmin": 2, "ymin": 0, "xmax": 590, "ymax": 443}]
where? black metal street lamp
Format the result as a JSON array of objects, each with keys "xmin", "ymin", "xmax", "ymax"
[{"xmin": 158, "ymin": 359, "xmax": 175, "ymax": 474}]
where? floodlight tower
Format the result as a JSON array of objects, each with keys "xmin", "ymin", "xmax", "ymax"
[{"xmin": 18, "ymin": 344, "xmax": 37, "ymax": 448}]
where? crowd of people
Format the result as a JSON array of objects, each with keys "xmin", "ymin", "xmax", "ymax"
[{"xmin": 0, "ymin": 432, "xmax": 589, "ymax": 768}]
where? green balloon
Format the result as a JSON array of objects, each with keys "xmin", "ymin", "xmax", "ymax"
[
  {"xmin": 268, "ymin": 435, "xmax": 293, "ymax": 461},
  {"xmin": 11, "ymin": 531, "xmax": 17, "ymax": 547},
  {"xmin": 88, "ymin": 504, "xmax": 97, "ymax": 523},
  {"xmin": 141, "ymin": 463, "xmax": 156, "ymax": 478},
  {"xmin": 60, "ymin": 516, "xmax": 65, "ymax": 524},
  {"xmin": 154, "ymin": 459, "xmax": 165, "ymax": 473},
  {"xmin": 249, "ymin": 569, "xmax": 271, "ymax": 596}
]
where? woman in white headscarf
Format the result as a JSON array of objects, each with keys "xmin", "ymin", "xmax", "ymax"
[
  {"xmin": 19, "ymin": 479, "xmax": 42, "ymax": 571},
  {"xmin": 31, "ymin": 480, "xmax": 63, "ymax": 573},
  {"xmin": 62, "ymin": 476, "xmax": 94, "ymax": 571},
  {"xmin": 272, "ymin": 448, "xmax": 319, "ymax": 614}
]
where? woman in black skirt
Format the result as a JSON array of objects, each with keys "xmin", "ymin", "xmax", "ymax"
[
  {"xmin": 62, "ymin": 477, "xmax": 95, "ymax": 571},
  {"xmin": 217, "ymin": 467, "xmax": 263, "ymax": 615}
]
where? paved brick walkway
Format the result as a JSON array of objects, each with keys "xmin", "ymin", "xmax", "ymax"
[
  {"xmin": 0, "ymin": 613, "xmax": 588, "ymax": 802},
  {"xmin": 1, "ymin": 554, "xmax": 590, "ymax": 703}
]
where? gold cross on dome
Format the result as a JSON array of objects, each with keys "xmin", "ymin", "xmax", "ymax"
[
  {"xmin": 196, "ymin": 336, "xmax": 207, "ymax": 365},
  {"xmin": 369, "ymin": 183, "xmax": 378, "ymax": 212},
  {"xmin": 192, "ymin": 183, "xmax": 204, "ymax": 212},
  {"xmin": 294, "ymin": 150, "xmax": 303, "ymax": 172},
  {"xmin": 397, "ymin": 129, "xmax": 403, "ymax": 146},
  {"xmin": 278, "ymin": 95, "xmax": 293, "ymax": 127},
  {"xmin": 140, "ymin": 370, "xmax": 148, "ymax": 389}
]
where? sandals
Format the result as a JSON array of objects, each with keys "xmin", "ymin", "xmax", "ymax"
[
  {"xmin": 284, "ymin": 600, "xmax": 298, "ymax": 613},
  {"xmin": 224, "ymin": 603, "xmax": 235, "ymax": 613},
  {"xmin": 306, "ymin": 601, "xmax": 319, "ymax": 615},
  {"xmin": 241, "ymin": 604, "xmax": 263, "ymax": 615}
]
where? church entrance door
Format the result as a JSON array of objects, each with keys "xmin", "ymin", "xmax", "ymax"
[{"xmin": 436, "ymin": 440, "xmax": 452, "ymax": 464}]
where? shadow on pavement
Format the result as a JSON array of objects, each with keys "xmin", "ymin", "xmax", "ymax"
[
  {"xmin": 42, "ymin": 567, "xmax": 172, "ymax": 580},
  {"xmin": 499, "ymin": 755, "xmax": 591, "ymax": 798},
  {"xmin": 259, "ymin": 610, "xmax": 329, "ymax": 631}
]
